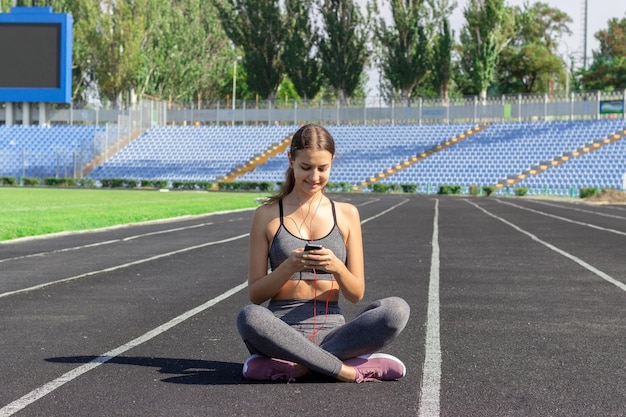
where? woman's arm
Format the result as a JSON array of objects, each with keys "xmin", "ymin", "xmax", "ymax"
[
  {"xmin": 310, "ymin": 202, "xmax": 365, "ymax": 303},
  {"xmin": 246, "ymin": 205, "xmax": 302, "ymax": 304}
]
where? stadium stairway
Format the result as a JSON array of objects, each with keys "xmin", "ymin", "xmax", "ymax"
[
  {"xmin": 82, "ymin": 126, "xmax": 144, "ymax": 177},
  {"xmin": 496, "ymin": 125, "xmax": 626, "ymax": 189},
  {"xmin": 218, "ymin": 133, "xmax": 293, "ymax": 182},
  {"xmin": 361, "ymin": 124, "xmax": 486, "ymax": 187}
]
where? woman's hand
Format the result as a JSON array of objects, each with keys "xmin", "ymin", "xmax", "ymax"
[{"xmin": 298, "ymin": 247, "xmax": 340, "ymax": 273}]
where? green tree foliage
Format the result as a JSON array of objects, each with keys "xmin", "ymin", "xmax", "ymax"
[
  {"xmin": 282, "ymin": 0, "xmax": 322, "ymax": 102},
  {"xmin": 318, "ymin": 0, "xmax": 370, "ymax": 104},
  {"xmin": 142, "ymin": 0, "xmax": 232, "ymax": 104},
  {"xmin": 582, "ymin": 14, "xmax": 626, "ymax": 91},
  {"xmin": 2, "ymin": 0, "xmax": 50, "ymax": 7},
  {"xmin": 432, "ymin": 16, "xmax": 453, "ymax": 100},
  {"xmin": 216, "ymin": 0, "xmax": 285, "ymax": 101},
  {"xmin": 459, "ymin": 0, "xmax": 514, "ymax": 101},
  {"xmin": 373, "ymin": 0, "xmax": 431, "ymax": 104},
  {"xmin": 91, "ymin": 0, "xmax": 146, "ymax": 106},
  {"xmin": 496, "ymin": 2, "xmax": 571, "ymax": 94}
]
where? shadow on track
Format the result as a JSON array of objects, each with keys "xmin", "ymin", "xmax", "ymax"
[{"xmin": 46, "ymin": 356, "xmax": 339, "ymax": 385}]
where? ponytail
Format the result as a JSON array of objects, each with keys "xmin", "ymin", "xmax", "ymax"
[{"xmin": 264, "ymin": 165, "xmax": 295, "ymax": 205}]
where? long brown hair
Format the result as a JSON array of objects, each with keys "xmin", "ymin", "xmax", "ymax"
[{"xmin": 264, "ymin": 124, "xmax": 336, "ymax": 205}]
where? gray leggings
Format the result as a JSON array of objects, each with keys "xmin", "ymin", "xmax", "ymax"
[{"xmin": 236, "ymin": 296, "xmax": 410, "ymax": 378}]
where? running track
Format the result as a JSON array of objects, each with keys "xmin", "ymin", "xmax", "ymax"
[{"xmin": 1, "ymin": 194, "xmax": 624, "ymax": 416}]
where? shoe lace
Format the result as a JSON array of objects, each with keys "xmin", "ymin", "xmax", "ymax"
[{"xmin": 355, "ymin": 367, "xmax": 382, "ymax": 383}]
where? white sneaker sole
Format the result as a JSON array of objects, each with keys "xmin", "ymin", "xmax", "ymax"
[
  {"xmin": 356, "ymin": 353, "xmax": 407, "ymax": 377},
  {"xmin": 242, "ymin": 354, "xmax": 263, "ymax": 377}
]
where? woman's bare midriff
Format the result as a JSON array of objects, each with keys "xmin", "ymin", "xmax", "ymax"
[{"xmin": 272, "ymin": 279, "xmax": 339, "ymax": 302}]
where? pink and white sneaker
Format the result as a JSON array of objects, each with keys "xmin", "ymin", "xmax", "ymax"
[
  {"xmin": 242, "ymin": 354, "xmax": 297, "ymax": 382},
  {"xmin": 344, "ymin": 353, "xmax": 406, "ymax": 383}
]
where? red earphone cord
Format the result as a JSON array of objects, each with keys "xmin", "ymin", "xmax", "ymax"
[{"xmin": 298, "ymin": 194, "xmax": 333, "ymax": 344}]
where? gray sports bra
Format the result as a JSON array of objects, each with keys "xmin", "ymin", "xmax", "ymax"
[{"xmin": 269, "ymin": 199, "xmax": 347, "ymax": 281}]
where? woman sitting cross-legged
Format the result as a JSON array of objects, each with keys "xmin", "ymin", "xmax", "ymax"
[{"xmin": 237, "ymin": 124, "xmax": 410, "ymax": 383}]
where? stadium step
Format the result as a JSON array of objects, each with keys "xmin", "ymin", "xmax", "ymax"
[
  {"xmin": 82, "ymin": 128, "xmax": 144, "ymax": 177},
  {"xmin": 360, "ymin": 124, "xmax": 488, "ymax": 187},
  {"xmin": 218, "ymin": 135, "xmax": 293, "ymax": 182},
  {"xmin": 496, "ymin": 126, "xmax": 626, "ymax": 188}
]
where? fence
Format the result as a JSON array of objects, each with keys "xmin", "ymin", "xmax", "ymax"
[{"xmin": 1, "ymin": 91, "xmax": 625, "ymax": 127}]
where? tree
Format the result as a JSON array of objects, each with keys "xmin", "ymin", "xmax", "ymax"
[
  {"xmin": 583, "ymin": 14, "xmax": 626, "ymax": 91},
  {"xmin": 142, "ymin": 0, "xmax": 232, "ymax": 104},
  {"xmin": 48, "ymin": 0, "xmax": 149, "ymax": 107},
  {"xmin": 50, "ymin": 0, "xmax": 103, "ymax": 103},
  {"xmin": 216, "ymin": 0, "xmax": 285, "ymax": 101},
  {"xmin": 495, "ymin": 2, "xmax": 571, "ymax": 94},
  {"xmin": 317, "ymin": 0, "xmax": 370, "ymax": 104},
  {"xmin": 373, "ymin": 0, "xmax": 431, "ymax": 104},
  {"xmin": 432, "ymin": 16, "xmax": 453, "ymax": 100},
  {"xmin": 459, "ymin": 0, "xmax": 514, "ymax": 101},
  {"xmin": 100, "ymin": 0, "xmax": 147, "ymax": 106},
  {"xmin": 498, "ymin": 43, "xmax": 564, "ymax": 93},
  {"xmin": 282, "ymin": 0, "xmax": 322, "ymax": 102}
]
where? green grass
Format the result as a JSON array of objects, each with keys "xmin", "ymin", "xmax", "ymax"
[{"xmin": 0, "ymin": 187, "xmax": 263, "ymax": 241}]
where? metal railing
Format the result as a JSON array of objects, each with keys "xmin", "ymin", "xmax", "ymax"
[{"xmin": 1, "ymin": 91, "xmax": 625, "ymax": 127}]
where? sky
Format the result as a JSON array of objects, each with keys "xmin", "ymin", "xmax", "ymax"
[{"xmin": 363, "ymin": 0, "xmax": 626, "ymax": 97}]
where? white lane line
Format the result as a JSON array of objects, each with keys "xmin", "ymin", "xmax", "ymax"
[
  {"xmin": 497, "ymin": 200, "xmax": 626, "ymax": 237},
  {"xmin": 121, "ymin": 222, "xmax": 214, "ymax": 241},
  {"xmin": 0, "ymin": 220, "xmax": 229, "ymax": 264},
  {"xmin": 419, "ymin": 199, "xmax": 441, "ymax": 417},
  {"xmin": 0, "ymin": 281, "xmax": 249, "ymax": 417},
  {"xmin": 0, "ymin": 240, "xmax": 120, "ymax": 264},
  {"xmin": 524, "ymin": 199, "xmax": 626, "ymax": 220},
  {"xmin": 360, "ymin": 199, "xmax": 409, "ymax": 225},
  {"xmin": 468, "ymin": 200, "xmax": 626, "ymax": 293},
  {"xmin": 357, "ymin": 198, "xmax": 380, "ymax": 207},
  {"xmin": 0, "ymin": 234, "xmax": 250, "ymax": 299}
]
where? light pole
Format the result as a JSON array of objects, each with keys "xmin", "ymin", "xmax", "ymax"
[{"xmin": 232, "ymin": 56, "xmax": 241, "ymax": 126}]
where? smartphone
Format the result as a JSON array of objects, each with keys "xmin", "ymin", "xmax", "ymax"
[{"xmin": 304, "ymin": 243, "xmax": 323, "ymax": 252}]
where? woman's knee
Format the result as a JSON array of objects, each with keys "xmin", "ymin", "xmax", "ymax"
[
  {"xmin": 381, "ymin": 296, "xmax": 410, "ymax": 331},
  {"xmin": 236, "ymin": 304, "xmax": 269, "ymax": 337}
]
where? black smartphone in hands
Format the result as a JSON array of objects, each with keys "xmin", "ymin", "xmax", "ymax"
[{"xmin": 304, "ymin": 243, "xmax": 323, "ymax": 252}]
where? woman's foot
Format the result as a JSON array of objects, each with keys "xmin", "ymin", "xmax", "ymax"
[
  {"xmin": 242, "ymin": 354, "xmax": 297, "ymax": 382},
  {"xmin": 344, "ymin": 353, "xmax": 406, "ymax": 383}
]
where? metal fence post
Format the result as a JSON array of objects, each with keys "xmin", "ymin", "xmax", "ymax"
[
  {"xmin": 419, "ymin": 98, "xmax": 422, "ymax": 125},
  {"xmin": 363, "ymin": 101, "xmax": 367, "ymax": 125},
  {"xmin": 473, "ymin": 96, "xmax": 477, "ymax": 124}
]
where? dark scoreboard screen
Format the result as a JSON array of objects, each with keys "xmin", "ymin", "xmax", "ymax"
[{"xmin": 0, "ymin": 23, "xmax": 61, "ymax": 89}]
